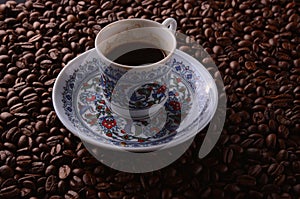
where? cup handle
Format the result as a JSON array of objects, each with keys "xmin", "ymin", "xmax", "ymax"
[{"xmin": 162, "ymin": 18, "xmax": 177, "ymax": 34}]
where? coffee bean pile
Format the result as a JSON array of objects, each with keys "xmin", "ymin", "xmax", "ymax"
[{"xmin": 0, "ymin": 0, "xmax": 300, "ymax": 198}]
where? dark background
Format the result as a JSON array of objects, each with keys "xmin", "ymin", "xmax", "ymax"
[{"xmin": 0, "ymin": 0, "xmax": 299, "ymax": 198}]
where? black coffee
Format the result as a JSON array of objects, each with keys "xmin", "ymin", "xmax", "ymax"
[{"xmin": 106, "ymin": 42, "xmax": 167, "ymax": 66}]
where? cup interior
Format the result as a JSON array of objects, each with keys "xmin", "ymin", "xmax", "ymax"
[{"xmin": 95, "ymin": 19, "xmax": 176, "ymax": 68}]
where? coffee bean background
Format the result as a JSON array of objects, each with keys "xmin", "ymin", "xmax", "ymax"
[{"xmin": 0, "ymin": 0, "xmax": 300, "ymax": 198}]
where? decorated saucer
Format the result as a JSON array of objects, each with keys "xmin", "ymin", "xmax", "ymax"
[{"xmin": 53, "ymin": 48, "xmax": 218, "ymax": 152}]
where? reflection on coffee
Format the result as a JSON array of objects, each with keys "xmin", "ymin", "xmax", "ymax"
[{"xmin": 106, "ymin": 42, "xmax": 167, "ymax": 66}]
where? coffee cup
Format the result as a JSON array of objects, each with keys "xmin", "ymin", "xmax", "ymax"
[{"xmin": 95, "ymin": 18, "xmax": 177, "ymax": 120}]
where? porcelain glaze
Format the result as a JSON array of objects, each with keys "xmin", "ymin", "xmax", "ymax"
[{"xmin": 53, "ymin": 49, "xmax": 218, "ymax": 151}]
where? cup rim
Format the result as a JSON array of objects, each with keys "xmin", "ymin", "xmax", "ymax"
[{"xmin": 95, "ymin": 18, "xmax": 177, "ymax": 69}]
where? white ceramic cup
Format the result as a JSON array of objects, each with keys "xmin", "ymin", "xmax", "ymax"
[{"xmin": 95, "ymin": 18, "xmax": 177, "ymax": 120}]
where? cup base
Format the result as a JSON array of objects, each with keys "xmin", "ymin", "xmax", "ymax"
[{"xmin": 108, "ymin": 100, "xmax": 167, "ymax": 121}]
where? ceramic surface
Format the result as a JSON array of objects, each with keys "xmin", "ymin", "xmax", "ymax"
[
  {"xmin": 95, "ymin": 18, "xmax": 177, "ymax": 119},
  {"xmin": 98, "ymin": 60, "xmax": 171, "ymax": 111},
  {"xmin": 53, "ymin": 48, "xmax": 218, "ymax": 151}
]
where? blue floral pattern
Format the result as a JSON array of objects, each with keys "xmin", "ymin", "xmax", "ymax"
[
  {"xmin": 60, "ymin": 49, "xmax": 211, "ymax": 148},
  {"xmin": 128, "ymin": 83, "xmax": 167, "ymax": 109},
  {"xmin": 98, "ymin": 59, "xmax": 171, "ymax": 111}
]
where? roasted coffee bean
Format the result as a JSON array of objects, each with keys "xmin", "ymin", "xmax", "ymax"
[
  {"xmin": 276, "ymin": 150, "xmax": 289, "ymax": 161},
  {"xmin": 248, "ymin": 165, "xmax": 262, "ymax": 177},
  {"xmin": 31, "ymin": 162, "xmax": 45, "ymax": 173},
  {"xmin": 229, "ymin": 61, "xmax": 240, "ymax": 70},
  {"xmin": 50, "ymin": 144, "xmax": 62, "ymax": 156},
  {"xmin": 267, "ymin": 163, "xmax": 284, "ymax": 176},
  {"xmin": 7, "ymin": 96, "xmax": 20, "ymax": 107},
  {"xmin": 45, "ymin": 175, "xmax": 58, "ymax": 193},
  {"xmin": 83, "ymin": 172, "xmax": 96, "ymax": 186},
  {"xmin": 245, "ymin": 61, "xmax": 256, "ymax": 71},
  {"xmin": 236, "ymin": 175, "xmax": 256, "ymax": 186},
  {"xmin": 9, "ymin": 103, "xmax": 25, "ymax": 114},
  {"xmin": 50, "ymin": 155, "xmax": 66, "ymax": 165},
  {"xmin": 294, "ymin": 59, "xmax": 300, "ymax": 67},
  {"xmin": 49, "ymin": 196, "xmax": 63, "ymax": 199},
  {"xmin": 216, "ymin": 36, "xmax": 232, "ymax": 46},
  {"xmin": 238, "ymin": 40, "xmax": 252, "ymax": 47},
  {"xmin": 1, "ymin": 178, "xmax": 17, "ymax": 188},
  {"xmin": 114, "ymin": 172, "xmax": 134, "ymax": 183},
  {"xmin": 0, "ymin": 165, "xmax": 14, "ymax": 178},
  {"xmin": 266, "ymin": 134, "xmax": 276, "ymax": 148},
  {"xmin": 96, "ymin": 182, "xmax": 110, "ymax": 191},
  {"xmin": 35, "ymin": 120, "xmax": 46, "ymax": 132},
  {"xmin": 223, "ymin": 147, "xmax": 234, "ymax": 164},
  {"xmin": 69, "ymin": 176, "xmax": 84, "ymax": 191},
  {"xmin": 45, "ymin": 165, "xmax": 56, "ymax": 176},
  {"xmin": 16, "ymin": 155, "xmax": 32, "ymax": 166},
  {"xmin": 98, "ymin": 192, "xmax": 109, "ymax": 199},
  {"xmin": 57, "ymin": 180, "xmax": 67, "ymax": 193},
  {"xmin": 108, "ymin": 191, "xmax": 125, "ymax": 199},
  {"xmin": 0, "ymin": 185, "xmax": 20, "ymax": 198},
  {"xmin": 59, "ymin": 165, "xmax": 71, "ymax": 179},
  {"xmin": 65, "ymin": 190, "xmax": 79, "ymax": 199},
  {"xmin": 46, "ymin": 111, "xmax": 57, "ymax": 126},
  {"xmin": 22, "ymin": 180, "xmax": 36, "ymax": 190},
  {"xmin": 0, "ymin": 112, "xmax": 13, "ymax": 122},
  {"xmin": 211, "ymin": 45, "xmax": 222, "ymax": 55}
]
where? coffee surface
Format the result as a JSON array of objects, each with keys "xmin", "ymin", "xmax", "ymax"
[{"xmin": 106, "ymin": 42, "xmax": 166, "ymax": 66}]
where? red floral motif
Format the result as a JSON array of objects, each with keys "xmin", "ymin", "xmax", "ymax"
[
  {"xmin": 147, "ymin": 87, "xmax": 153, "ymax": 91},
  {"xmin": 123, "ymin": 135, "xmax": 129, "ymax": 140},
  {"xmin": 86, "ymin": 95, "xmax": 96, "ymax": 102},
  {"xmin": 106, "ymin": 132, "xmax": 112, "ymax": 137},
  {"xmin": 102, "ymin": 117, "xmax": 116, "ymax": 129},
  {"xmin": 169, "ymin": 101, "xmax": 181, "ymax": 111},
  {"xmin": 157, "ymin": 85, "xmax": 166, "ymax": 94}
]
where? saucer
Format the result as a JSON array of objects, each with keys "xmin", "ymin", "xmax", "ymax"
[{"xmin": 53, "ymin": 49, "xmax": 218, "ymax": 152}]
